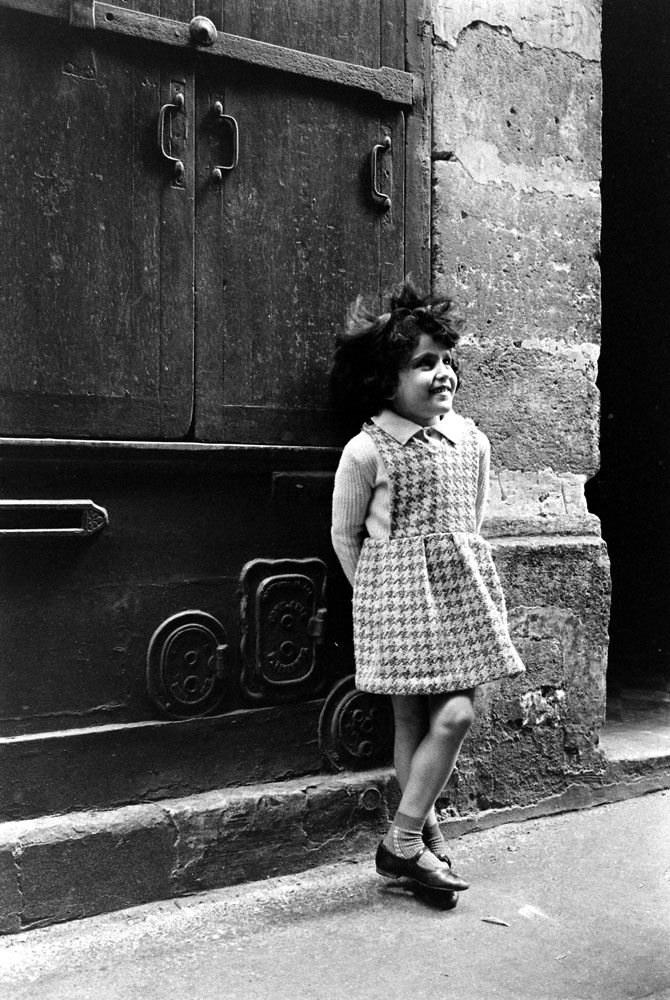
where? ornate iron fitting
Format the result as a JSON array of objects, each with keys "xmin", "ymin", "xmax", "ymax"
[
  {"xmin": 319, "ymin": 675, "xmax": 394, "ymax": 772},
  {"xmin": 146, "ymin": 610, "xmax": 229, "ymax": 719},
  {"xmin": 358, "ymin": 786, "xmax": 383, "ymax": 812},
  {"xmin": 239, "ymin": 558, "xmax": 328, "ymax": 703}
]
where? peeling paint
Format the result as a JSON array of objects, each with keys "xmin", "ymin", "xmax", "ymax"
[
  {"xmin": 444, "ymin": 139, "xmax": 599, "ymax": 198},
  {"xmin": 514, "ymin": 687, "xmax": 567, "ymax": 727},
  {"xmin": 431, "ymin": 1, "xmax": 601, "ymax": 61}
]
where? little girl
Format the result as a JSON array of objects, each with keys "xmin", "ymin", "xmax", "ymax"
[{"xmin": 330, "ymin": 280, "xmax": 525, "ymax": 895}]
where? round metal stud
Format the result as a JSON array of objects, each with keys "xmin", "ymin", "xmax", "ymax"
[{"xmin": 189, "ymin": 15, "xmax": 217, "ymax": 46}]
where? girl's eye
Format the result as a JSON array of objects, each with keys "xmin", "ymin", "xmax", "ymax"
[{"xmin": 412, "ymin": 352, "xmax": 454, "ymax": 370}]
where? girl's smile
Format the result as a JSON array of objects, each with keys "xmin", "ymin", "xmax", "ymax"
[{"xmin": 389, "ymin": 333, "xmax": 458, "ymax": 426}]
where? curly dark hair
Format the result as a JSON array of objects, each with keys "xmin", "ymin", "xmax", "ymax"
[{"xmin": 329, "ymin": 279, "xmax": 465, "ymax": 433}]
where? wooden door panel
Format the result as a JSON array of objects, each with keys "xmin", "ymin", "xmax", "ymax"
[
  {"xmin": 0, "ymin": 11, "xmax": 194, "ymax": 439},
  {"xmin": 219, "ymin": 0, "xmax": 403, "ymax": 68},
  {"xmin": 194, "ymin": 66, "xmax": 405, "ymax": 446}
]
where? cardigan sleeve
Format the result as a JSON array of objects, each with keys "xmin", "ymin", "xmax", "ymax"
[
  {"xmin": 331, "ymin": 433, "xmax": 378, "ymax": 587},
  {"xmin": 475, "ymin": 430, "xmax": 491, "ymax": 533}
]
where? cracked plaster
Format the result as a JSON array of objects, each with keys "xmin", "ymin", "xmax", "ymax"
[
  {"xmin": 441, "ymin": 141, "xmax": 598, "ymax": 199},
  {"xmin": 431, "ymin": 0, "xmax": 601, "ymax": 60}
]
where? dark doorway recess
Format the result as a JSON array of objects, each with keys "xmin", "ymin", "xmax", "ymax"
[{"xmin": 589, "ymin": 1, "xmax": 670, "ymax": 699}]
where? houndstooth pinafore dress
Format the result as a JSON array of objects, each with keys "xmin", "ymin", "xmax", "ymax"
[{"xmin": 353, "ymin": 419, "xmax": 525, "ymax": 695}]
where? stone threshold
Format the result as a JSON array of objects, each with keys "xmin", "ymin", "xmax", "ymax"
[
  {"xmin": 599, "ymin": 717, "xmax": 670, "ymax": 764},
  {"xmin": 600, "ymin": 695, "xmax": 670, "ymax": 765},
  {"xmin": 1, "ymin": 736, "xmax": 669, "ymax": 937}
]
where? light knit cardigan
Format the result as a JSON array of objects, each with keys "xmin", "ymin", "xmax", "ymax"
[{"xmin": 331, "ymin": 408, "xmax": 491, "ymax": 586}]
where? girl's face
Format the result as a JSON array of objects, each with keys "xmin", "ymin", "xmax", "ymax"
[{"xmin": 389, "ymin": 333, "xmax": 458, "ymax": 426}]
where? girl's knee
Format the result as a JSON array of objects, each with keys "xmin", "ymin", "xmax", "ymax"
[{"xmin": 432, "ymin": 694, "xmax": 475, "ymax": 741}]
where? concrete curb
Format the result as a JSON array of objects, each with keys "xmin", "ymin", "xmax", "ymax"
[{"xmin": 2, "ymin": 761, "xmax": 670, "ymax": 935}]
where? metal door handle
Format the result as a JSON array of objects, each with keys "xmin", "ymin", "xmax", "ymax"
[
  {"xmin": 158, "ymin": 90, "xmax": 185, "ymax": 184},
  {"xmin": 210, "ymin": 102, "xmax": 239, "ymax": 182},
  {"xmin": 371, "ymin": 135, "xmax": 391, "ymax": 211}
]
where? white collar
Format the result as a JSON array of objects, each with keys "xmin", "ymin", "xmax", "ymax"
[{"xmin": 372, "ymin": 408, "xmax": 466, "ymax": 445}]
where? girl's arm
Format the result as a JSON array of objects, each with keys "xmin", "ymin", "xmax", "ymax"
[
  {"xmin": 475, "ymin": 432, "xmax": 491, "ymax": 533},
  {"xmin": 331, "ymin": 436, "xmax": 376, "ymax": 587}
]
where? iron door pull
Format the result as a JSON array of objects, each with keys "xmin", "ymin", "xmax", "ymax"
[
  {"xmin": 158, "ymin": 90, "xmax": 185, "ymax": 184},
  {"xmin": 210, "ymin": 101, "xmax": 239, "ymax": 182},
  {"xmin": 371, "ymin": 135, "xmax": 391, "ymax": 211}
]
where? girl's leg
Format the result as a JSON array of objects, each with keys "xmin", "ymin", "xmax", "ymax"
[
  {"xmin": 391, "ymin": 694, "xmax": 429, "ymax": 792},
  {"xmin": 383, "ymin": 689, "xmax": 474, "ymax": 865},
  {"xmin": 396, "ymin": 689, "xmax": 475, "ymax": 821},
  {"xmin": 390, "ymin": 695, "xmax": 445, "ymax": 852}
]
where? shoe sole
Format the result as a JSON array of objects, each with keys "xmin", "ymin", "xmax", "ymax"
[
  {"xmin": 376, "ymin": 865, "xmax": 403, "ymax": 880},
  {"xmin": 413, "ymin": 882, "xmax": 459, "ymax": 909},
  {"xmin": 376, "ymin": 865, "xmax": 466, "ymax": 893}
]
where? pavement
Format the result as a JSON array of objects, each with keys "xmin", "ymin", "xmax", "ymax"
[{"xmin": 0, "ymin": 791, "xmax": 669, "ymax": 1000}]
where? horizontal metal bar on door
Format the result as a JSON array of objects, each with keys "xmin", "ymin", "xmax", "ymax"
[
  {"xmin": 0, "ymin": 500, "xmax": 108, "ymax": 536},
  {"xmin": 0, "ymin": 0, "xmax": 415, "ymax": 107}
]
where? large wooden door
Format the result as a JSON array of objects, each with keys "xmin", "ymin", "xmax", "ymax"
[{"xmin": 0, "ymin": 7, "xmax": 194, "ymax": 439}]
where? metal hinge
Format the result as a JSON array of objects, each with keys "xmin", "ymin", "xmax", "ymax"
[
  {"xmin": 308, "ymin": 607, "xmax": 327, "ymax": 643},
  {"xmin": 0, "ymin": 0, "xmax": 414, "ymax": 107}
]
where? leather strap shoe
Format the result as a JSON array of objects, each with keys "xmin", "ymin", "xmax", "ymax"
[
  {"xmin": 375, "ymin": 842, "xmax": 469, "ymax": 892},
  {"xmin": 434, "ymin": 851, "xmax": 470, "ymax": 891}
]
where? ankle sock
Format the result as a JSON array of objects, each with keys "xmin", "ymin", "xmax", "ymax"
[
  {"xmin": 382, "ymin": 811, "xmax": 444, "ymax": 871},
  {"xmin": 423, "ymin": 813, "xmax": 446, "ymax": 856}
]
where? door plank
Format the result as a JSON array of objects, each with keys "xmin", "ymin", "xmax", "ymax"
[
  {"xmin": 221, "ymin": 0, "xmax": 381, "ymax": 67},
  {"xmin": 0, "ymin": 12, "xmax": 194, "ymax": 438}
]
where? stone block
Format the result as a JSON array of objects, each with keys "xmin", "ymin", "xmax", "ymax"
[
  {"xmin": 0, "ymin": 848, "xmax": 20, "ymax": 934},
  {"xmin": 432, "ymin": 20, "xmax": 601, "ymax": 178},
  {"xmin": 455, "ymin": 343, "xmax": 600, "ymax": 474},
  {"xmin": 165, "ymin": 774, "xmax": 393, "ymax": 893},
  {"xmin": 433, "ymin": 163, "xmax": 601, "ymax": 345},
  {"xmin": 484, "ymin": 469, "xmax": 601, "ymax": 537},
  {"xmin": 494, "ymin": 535, "xmax": 611, "ymax": 631},
  {"xmin": 166, "ymin": 785, "xmax": 309, "ymax": 892},
  {"xmin": 15, "ymin": 805, "xmax": 176, "ymax": 927},
  {"xmin": 494, "ymin": 534, "xmax": 610, "ymax": 726}
]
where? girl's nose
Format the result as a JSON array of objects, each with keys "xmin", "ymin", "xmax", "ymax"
[{"xmin": 436, "ymin": 359, "xmax": 454, "ymax": 379}]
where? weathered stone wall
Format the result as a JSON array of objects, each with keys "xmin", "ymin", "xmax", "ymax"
[{"xmin": 430, "ymin": 0, "xmax": 610, "ymax": 809}]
